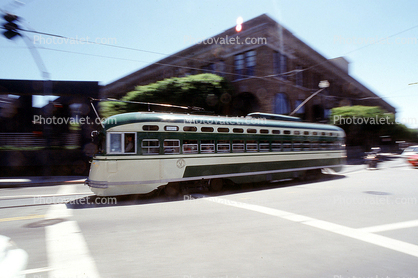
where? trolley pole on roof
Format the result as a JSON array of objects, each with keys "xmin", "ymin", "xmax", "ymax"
[{"xmin": 290, "ymin": 80, "xmax": 329, "ymax": 116}]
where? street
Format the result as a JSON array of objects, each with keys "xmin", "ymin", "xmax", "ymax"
[{"xmin": 1, "ymin": 158, "xmax": 417, "ymax": 278}]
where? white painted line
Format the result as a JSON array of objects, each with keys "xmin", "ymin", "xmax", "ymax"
[
  {"xmin": 46, "ymin": 185, "xmax": 100, "ymax": 278},
  {"xmin": 359, "ymin": 220, "xmax": 418, "ymax": 233},
  {"xmin": 0, "ymin": 179, "xmax": 31, "ymax": 183},
  {"xmin": 0, "ymin": 192, "xmax": 93, "ymax": 200},
  {"xmin": 205, "ymin": 196, "xmax": 418, "ymax": 258},
  {"xmin": 20, "ymin": 267, "xmax": 52, "ymax": 275}
]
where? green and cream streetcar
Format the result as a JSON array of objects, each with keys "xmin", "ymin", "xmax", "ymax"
[{"xmin": 85, "ymin": 112, "xmax": 346, "ymax": 196}]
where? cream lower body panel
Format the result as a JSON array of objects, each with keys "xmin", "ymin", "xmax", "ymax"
[{"xmin": 87, "ymin": 151, "xmax": 345, "ymax": 196}]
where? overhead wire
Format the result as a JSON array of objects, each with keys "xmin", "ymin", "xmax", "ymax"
[{"xmin": 2, "ymin": 17, "xmax": 418, "ymax": 102}]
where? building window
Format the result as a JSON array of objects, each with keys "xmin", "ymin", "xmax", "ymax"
[
  {"xmin": 234, "ymin": 54, "xmax": 245, "ymax": 80},
  {"xmin": 245, "ymin": 50, "xmax": 256, "ymax": 76},
  {"xmin": 273, "ymin": 51, "xmax": 287, "ymax": 79},
  {"xmin": 216, "ymin": 61, "xmax": 226, "ymax": 77},
  {"xmin": 234, "ymin": 50, "xmax": 256, "ymax": 80},
  {"xmin": 274, "ymin": 93, "xmax": 290, "ymax": 114},
  {"xmin": 202, "ymin": 63, "xmax": 215, "ymax": 73}
]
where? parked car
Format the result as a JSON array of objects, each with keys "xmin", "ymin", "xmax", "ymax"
[
  {"xmin": 407, "ymin": 154, "xmax": 418, "ymax": 168},
  {"xmin": 401, "ymin": 145, "xmax": 418, "ymax": 158},
  {"xmin": 0, "ymin": 235, "xmax": 28, "ymax": 278}
]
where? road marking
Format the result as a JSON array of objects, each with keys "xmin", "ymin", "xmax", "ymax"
[
  {"xmin": 0, "ymin": 179, "xmax": 31, "ymax": 183},
  {"xmin": 46, "ymin": 185, "xmax": 100, "ymax": 278},
  {"xmin": 20, "ymin": 267, "xmax": 53, "ymax": 275},
  {"xmin": 359, "ymin": 220, "xmax": 418, "ymax": 233},
  {"xmin": 204, "ymin": 196, "xmax": 418, "ymax": 258},
  {"xmin": 0, "ymin": 214, "xmax": 45, "ymax": 222},
  {"xmin": 0, "ymin": 192, "xmax": 93, "ymax": 200}
]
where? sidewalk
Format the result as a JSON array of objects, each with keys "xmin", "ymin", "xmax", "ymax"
[{"xmin": 0, "ymin": 176, "xmax": 87, "ymax": 188}]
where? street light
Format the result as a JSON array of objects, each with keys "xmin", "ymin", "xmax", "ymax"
[{"xmin": 289, "ymin": 80, "xmax": 329, "ymax": 116}]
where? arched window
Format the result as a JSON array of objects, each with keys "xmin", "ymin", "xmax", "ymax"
[{"xmin": 274, "ymin": 93, "xmax": 290, "ymax": 114}]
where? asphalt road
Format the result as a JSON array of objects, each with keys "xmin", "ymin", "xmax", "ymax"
[{"xmin": 1, "ymin": 158, "xmax": 417, "ymax": 278}]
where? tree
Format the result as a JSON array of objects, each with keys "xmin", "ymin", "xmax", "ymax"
[
  {"xmin": 330, "ymin": 105, "xmax": 418, "ymax": 149},
  {"xmin": 100, "ymin": 74, "xmax": 234, "ymax": 118}
]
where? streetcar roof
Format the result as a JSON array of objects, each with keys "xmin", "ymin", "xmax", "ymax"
[{"xmin": 102, "ymin": 112, "xmax": 343, "ymax": 132}]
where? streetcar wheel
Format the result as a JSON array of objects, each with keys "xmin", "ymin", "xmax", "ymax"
[
  {"xmin": 210, "ymin": 178, "xmax": 223, "ymax": 192},
  {"xmin": 164, "ymin": 182, "xmax": 180, "ymax": 197}
]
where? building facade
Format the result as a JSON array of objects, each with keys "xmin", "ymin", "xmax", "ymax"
[{"xmin": 102, "ymin": 14, "xmax": 395, "ymax": 122}]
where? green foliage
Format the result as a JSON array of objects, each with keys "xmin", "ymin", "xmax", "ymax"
[
  {"xmin": 100, "ymin": 74, "xmax": 234, "ymax": 118},
  {"xmin": 330, "ymin": 105, "xmax": 394, "ymax": 125},
  {"xmin": 330, "ymin": 105, "xmax": 418, "ymax": 147}
]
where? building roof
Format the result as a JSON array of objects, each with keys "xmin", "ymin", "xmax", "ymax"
[{"xmin": 102, "ymin": 13, "xmax": 395, "ymax": 114}]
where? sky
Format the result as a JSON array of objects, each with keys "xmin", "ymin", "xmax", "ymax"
[{"xmin": 0, "ymin": 0, "xmax": 417, "ymax": 128}]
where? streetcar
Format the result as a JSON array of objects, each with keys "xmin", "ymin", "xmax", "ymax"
[{"xmin": 85, "ymin": 111, "xmax": 346, "ymax": 196}]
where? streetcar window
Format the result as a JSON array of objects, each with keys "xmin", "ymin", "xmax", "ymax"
[
  {"xmin": 142, "ymin": 139, "xmax": 160, "ymax": 155},
  {"xmin": 304, "ymin": 131, "xmax": 310, "ymax": 135},
  {"xmin": 232, "ymin": 140, "xmax": 245, "ymax": 152},
  {"xmin": 321, "ymin": 132, "xmax": 326, "ymax": 136},
  {"xmin": 246, "ymin": 140, "xmax": 258, "ymax": 152},
  {"xmin": 313, "ymin": 132, "xmax": 318, "ymax": 136},
  {"xmin": 183, "ymin": 126, "xmax": 197, "ymax": 132},
  {"xmin": 284, "ymin": 130, "xmax": 291, "ymax": 135},
  {"xmin": 201, "ymin": 127, "xmax": 214, "ymax": 132},
  {"xmin": 183, "ymin": 140, "xmax": 198, "ymax": 154},
  {"xmin": 259, "ymin": 141, "xmax": 270, "ymax": 152},
  {"xmin": 109, "ymin": 133, "xmax": 122, "ymax": 153},
  {"xmin": 272, "ymin": 130, "xmax": 281, "ymax": 134},
  {"xmin": 200, "ymin": 140, "xmax": 215, "ymax": 153},
  {"xmin": 320, "ymin": 141, "xmax": 327, "ymax": 149},
  {"xmin": 303, "ymin": 141, "xmax": 311, "ymax": 151},
  {"xmin": 260, "ymin": 129, "xmax": 269, "ymax": 134},
  {"xmin": 272, "ymin": 141, "xmax": 282, "ymax": 151},
  {"xmin": 164, "ymin": 139, "xmax": 180, "ymax": 154},
  {"xmin": 124, "ymin": 133, "xmax": 136, "ymax": 153},
  {"xmin": 283, "ymin": 141, "xmax": 292, "ymax": 151},
  {"xmin": 217, "ymin": 127, "xmax": 229, "ymax": 133},
  {"xmin": 294, "ymin": 131, "xmax": 300, "ymax": 135},
  {"xmin": 217, "ymin": 140, "xmax": 230, "ymax": 153},
  {"xmin": 312, "ymin": 141, "xmax": 320, "ymax": 150},
  {"xmin": 293, "ymin": 141, "xmax": 302, "ymax": 151},
  {"xmin": 233, "ymin": 128, "xmax": 244, "ymax": 133},
  {"xmin": 165, "ymin": 125, "xmax": 179, "ymax": 131},
  {"xmin": 247, "ymin": 128, "xmax": 257, "ymax": 134},
  {"xmin": 143, "ymin": 125, "xmax": 159, "ymax": 131}
]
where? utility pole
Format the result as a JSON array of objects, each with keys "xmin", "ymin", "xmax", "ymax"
[{"xmin": 2, "ymin": 12, "xmax": 52, "ymax": 175}]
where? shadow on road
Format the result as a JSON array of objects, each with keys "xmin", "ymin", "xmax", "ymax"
[{"xmin": 67, "ymin": 173, "xmax": 346, "ymax": 210}]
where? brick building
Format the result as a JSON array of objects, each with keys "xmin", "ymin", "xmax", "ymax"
[{"xmin": 102, "ymin": 14, "xmax": 395, "ymax": 122}]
